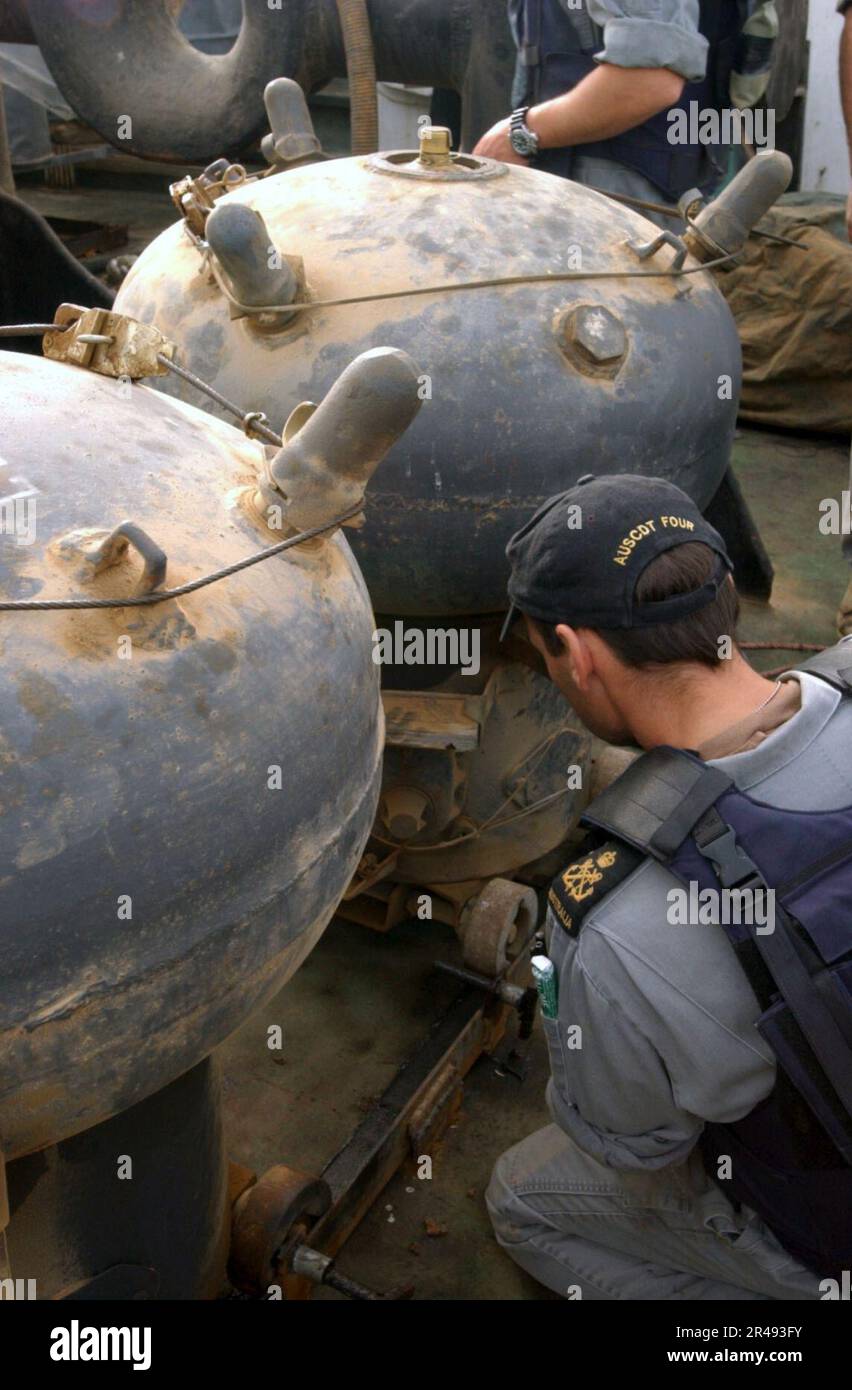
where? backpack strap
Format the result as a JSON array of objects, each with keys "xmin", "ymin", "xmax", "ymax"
[
  {"xmin": 582, "ymin": 745, "xmax": 733, "ymax": 858},
  {"xmin": 563, "ymin": 0, "xmax": 600, "ymax": 50},
  {"xmin": 548, "ymin": 746, "xmax": 732, "ymax": 940},
  {"xmin": 796, "ymin": 637, "xmax": 852, "ymax": 693},
  {"xmin": 582, "ymin": 743, "xmax": 852, "ymax": 1163}
]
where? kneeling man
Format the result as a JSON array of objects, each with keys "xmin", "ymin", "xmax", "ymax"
[{"xmin": 488, "ymin": 474, "xmax": 852, "ymax": 1300}]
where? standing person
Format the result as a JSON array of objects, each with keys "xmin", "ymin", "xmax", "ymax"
[
  {"xmin": 487, "ymin": 474, "xmax": 852, "ymax": 1299},
  {"xmin": 474, "ymin": 1, "xmax": 776, "ymax": 225}
]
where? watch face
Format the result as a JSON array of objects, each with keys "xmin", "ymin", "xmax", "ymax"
[{"xmin": 510, "ymin": 127, "xmax": 534, "ymax": 157}]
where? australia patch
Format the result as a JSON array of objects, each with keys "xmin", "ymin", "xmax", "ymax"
[{"xmin": 547, "ymin": 840, "xmax": 640, "ymax": 937}]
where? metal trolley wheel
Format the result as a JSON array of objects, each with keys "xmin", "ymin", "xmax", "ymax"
[
  {"xmin": 460, "ymin": 877, "xmax": 538, "ymax": 978},
  {"xmin": 229, "ymin": 1165, "xmax": 331, "ymax": 1296}
]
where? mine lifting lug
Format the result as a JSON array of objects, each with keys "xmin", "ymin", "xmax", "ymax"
[
  {"xmin": 42, "ymin": 304, "xmax": 176, "ymax": 380},
  {"xmin": 58, "ymin": 520, "xmax": 169, "ymax": 596},
  {"xmin": 627, "ymin": 228, "xmax": 689, "ymax": 273}
]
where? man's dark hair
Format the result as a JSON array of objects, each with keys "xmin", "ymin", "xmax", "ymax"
[{"xmin": 532, "ymin": 542, "xmax": 739, "ymax": 669}]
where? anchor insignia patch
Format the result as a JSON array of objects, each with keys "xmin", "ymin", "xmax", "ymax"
[{"xmin": 547, "ymin": 842, "xmax": 640, "ymax": 937}]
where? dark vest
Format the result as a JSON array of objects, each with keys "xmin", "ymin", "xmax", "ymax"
[
  {"xmin": 549, "ymin": 643, "xmax": 852, "ymax": 1278},
  {"xmin": 512, "ymin": 0, "xmax": 745, "ymax": 200}
]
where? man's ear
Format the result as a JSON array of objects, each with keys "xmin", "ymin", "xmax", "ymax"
[{"xmin": 554, "ymin": 624, "xmax": 593, "ymax": 689}]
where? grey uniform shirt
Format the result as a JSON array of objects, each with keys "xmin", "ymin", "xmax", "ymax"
[
  {"xmin": 584, "ymin": 0, "xmax": 707, "ymax": 81},
  {"xmin": 543, "ymin": 666, "xmax": 852, "ymax": 1172},
  {"xmin": 508, "ymin": 1, "xmax": 709, "ymax": 97}
]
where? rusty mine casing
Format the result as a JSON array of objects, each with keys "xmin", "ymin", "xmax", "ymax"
[
  {"xmin": 0, "ymin": 345, "xmax": 424, "ymax": 1165},
  {"xmin": 115, "ymin": 146, "xmax": 743, "ymax": 619}
]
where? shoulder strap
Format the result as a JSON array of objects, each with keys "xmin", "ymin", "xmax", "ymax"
[
  {"xmin": 582, "ymin": 741, "xmax": 852, "ymax": 1160},
  {"xmin": 796, "ymin": 638, "xmax": 852, "ymax": 694},
  {"xmin": 582, "ymin": 745, "xmax": 733, "ymax": 858},
  {"xmin": 563, "ymin": 0, "xmax": 600, "ymax": 50},
  {"xmin": 548, "ymin": 745, "xmax": 732, "ymax": 939}
]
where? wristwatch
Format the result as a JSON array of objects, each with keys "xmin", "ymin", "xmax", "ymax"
[{"xmin": 509, "ymin": 107, "xmax": 540, "ymax": 159}]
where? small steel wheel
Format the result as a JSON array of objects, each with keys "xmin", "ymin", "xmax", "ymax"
[
  {"xmin": 460, "ymin": 877, "xmax": 538, "ymax": 977},
  {"xmin": 228, "ymin": 1164, "xmax": 331, "ymax": 1295}
]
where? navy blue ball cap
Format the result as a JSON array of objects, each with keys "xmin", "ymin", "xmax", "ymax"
[{"xmin": 503, "ymin": 473, "xmax": 733, "ymax": 636}]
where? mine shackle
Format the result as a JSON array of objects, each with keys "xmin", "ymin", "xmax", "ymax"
[
  {"xmin": 268, "ymin": 346, "xmax": 423, "ymax": 532},
  {"xmin": 205, "ymin": 203, "xmax": 298, "ymax": 323},
  {"xmin": 682, "ymin": 149, "xmax": 793, "ymax": 261},
  {"xmin": 89, "ymin": 520, "xmax": 168, "ymax": 595},
  {"xmin": 262, "ymin": 78, "xmax": 323, "ymax": 168}
]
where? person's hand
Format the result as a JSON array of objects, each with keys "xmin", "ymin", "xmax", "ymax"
[
  {"xmin": 473, "ymin": 118, "xmax": 528, "ymax": 165},
  {"xmin": 847, "ymin": 188, "xmax": 852, "ymax": 242}
]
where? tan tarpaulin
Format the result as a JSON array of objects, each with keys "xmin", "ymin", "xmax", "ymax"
[{"xmin": 712, "ymin": 196, "xmax": 852, "ymax": 436}]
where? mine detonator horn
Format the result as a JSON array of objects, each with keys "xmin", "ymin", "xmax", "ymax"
[
  {"xmin": 205, "ymin": 202, "xmax": 300, "ymax": 326},
  {"xmin": 680, "ymin": 148, "xmax": 793, "ymax": 262},
  {"xmin": 266, "ymin": 346, "xmax": 423, "ymax": 532},
  {"xmin": 262, "ymin": 77, "xmax": 323, "ymax": 168}
]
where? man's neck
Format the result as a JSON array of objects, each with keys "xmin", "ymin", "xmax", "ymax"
[{"xmin": 626, "ymin": 655, "xmax": 783, "ymax": 751}]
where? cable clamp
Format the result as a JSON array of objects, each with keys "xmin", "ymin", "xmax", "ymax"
[
  {"xmin": 242, "ymin": 410, "xmax": 273, "ymax": 441},
  {"xmin": 42, "ymin": 305, "xmax": 177, "ymax": 380}
]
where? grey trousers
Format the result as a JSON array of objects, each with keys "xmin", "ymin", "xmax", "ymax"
[
  {"xmin": 486, "ymin": 1124, "xmax": 823, "ymax": 1301},
  {"xmin": 569, "ymin": 154, "xmax": 679, "ymax": 229}
]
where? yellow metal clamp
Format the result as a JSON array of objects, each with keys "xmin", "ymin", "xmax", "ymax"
[{"xmin": 42, "ymin": 304, "xmax": 177, "ymax": 380}]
